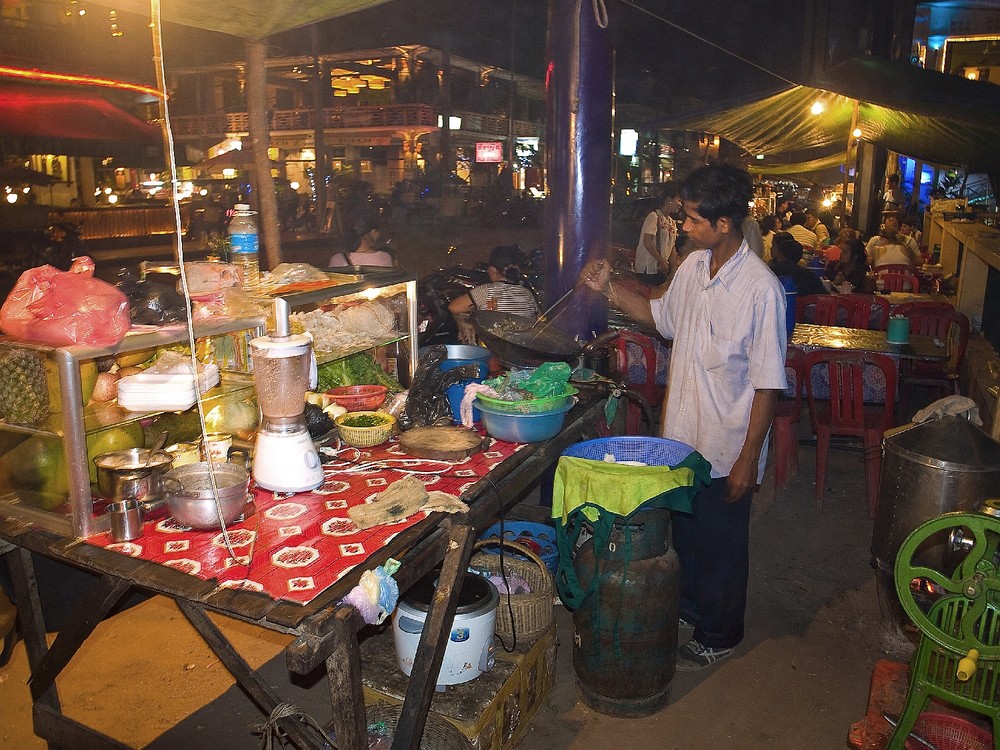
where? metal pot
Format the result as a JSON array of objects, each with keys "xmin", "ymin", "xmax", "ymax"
[
  {"xmin": 471, "ymin": 310, "xmax": 617, "ymax": 367},
  {"xmin": 93, "ymin": 448, "xmax": 174, "ymax": 503},
  {"xmin": 872, "ymin": 415, "xmax": 1000, "ymax": 572},
  {"xmin": 164, "ymin": 461, "xmax": 251, "ymax": 530}
]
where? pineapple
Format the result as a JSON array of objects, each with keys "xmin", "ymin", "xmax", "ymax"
[{"xmin": 0, "ymin": 347, "xmax": 51, "ymax": 426}]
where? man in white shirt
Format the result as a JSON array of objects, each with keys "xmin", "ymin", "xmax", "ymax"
[
  {"xmin": 634, "ymin": 183, "xmax": 681, "ymax": 285},
  {"xmin": 786, "ymin": 212, "xmax": 818, "ymax": 250},
  {"xmin": 866, "ymin": 214, "xmax": 918, "ymax": 258},
  {"xmin": 804, "ymin": 209, "xmax": 830, "ymax": 246},
  {"xmin": 581, "ymin": 164, "xmax": 787, "ymax": 671}
]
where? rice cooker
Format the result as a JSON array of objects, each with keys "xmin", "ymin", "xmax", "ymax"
[{"xmin": 393, "ymin": 570, "xmax": 499, "ymax": 686}]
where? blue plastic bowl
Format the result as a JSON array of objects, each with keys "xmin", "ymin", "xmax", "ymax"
[{"xmin": 477, "ymin": 399, "xmax": 575, "ymax": 443}]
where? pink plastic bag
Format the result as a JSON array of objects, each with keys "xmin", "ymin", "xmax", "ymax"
[{"xmin": 0, "ymin": 256, "xmax": 131, "ymax": 347}]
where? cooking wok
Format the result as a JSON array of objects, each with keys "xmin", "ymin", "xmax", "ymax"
[{"xmin": 471, "ymin": 310, "xmax": 617, "ymax": 367}]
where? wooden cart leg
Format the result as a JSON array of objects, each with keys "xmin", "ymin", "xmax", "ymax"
[
  {"xmin": 325, "ymin": 606, "xmax": 367, "ymax": 750},
  {"xmin": 5, "ymin": 547, "xmax": 55, "ymax": 701},
  {"xmin": 175, "ymin": 598, "xmax": 328, "ymax": 750},
  {"xmin": 391, "ymin": 523, "xmax": 476, "ymax": 750}
]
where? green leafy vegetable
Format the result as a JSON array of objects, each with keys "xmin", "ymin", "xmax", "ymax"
[{"xmin": 317, "ymin": 353, "xmax": 403, "ymax": 393}]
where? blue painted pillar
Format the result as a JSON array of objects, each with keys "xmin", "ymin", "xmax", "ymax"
[{"xmin": 545, "ymin": 0, "xmax": 613, "ymax": 339}]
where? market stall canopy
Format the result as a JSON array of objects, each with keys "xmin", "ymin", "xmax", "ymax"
[
  {"xmin": 0, "ymin": 84, "xmax": 162, "ymax": 164},
  {"xmin": 87, "ymin": 0, "xmax": 391, "ymax": 39},
  {"xmin": 650, "ymin": 56, "xmax": 1000, "ymax": 175}
]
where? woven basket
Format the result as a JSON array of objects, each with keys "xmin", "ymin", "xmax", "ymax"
[
  {"xmin": 335, "ymin": 411, "xmax": 395, "ymax": 448},
  {"xmin": 366, "ymin": 701, "xmax": 471, "ymax": 750},
  {"xmin": 471, "ymin": 538, "xmax": 553, "ymax": 644}
]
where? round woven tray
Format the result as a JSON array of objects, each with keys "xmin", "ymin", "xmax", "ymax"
[
  {"xmin": 471, "ymin": 538, "xmax": 553, "ymax": 644},
  {"xmin": 366, "ymin": 701, "xmax": 470, "ymax": 750}
]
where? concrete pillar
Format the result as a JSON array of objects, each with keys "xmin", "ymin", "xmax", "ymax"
[{"xmin": 545, "ymin": 0, "xmax": 613, "ymax": 339}]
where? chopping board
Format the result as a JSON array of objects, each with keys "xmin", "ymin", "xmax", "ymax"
[{"xmin": 398, "ymin": 426, "xmax": 487, "ymax": 460}]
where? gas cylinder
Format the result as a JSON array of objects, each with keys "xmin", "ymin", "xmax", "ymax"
[{"xmin": 572, "ymin": 507, "xmax": 680, "ymax": 717}]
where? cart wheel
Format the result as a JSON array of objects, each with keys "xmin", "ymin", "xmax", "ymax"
[{"xmin": 894, "ymin": 510, "xmax": 1000, "ymax": 658}]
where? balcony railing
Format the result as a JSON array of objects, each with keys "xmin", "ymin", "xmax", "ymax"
[{"xmin": 168, "ymin": 103, "xmax": 543, "ymax": 140}]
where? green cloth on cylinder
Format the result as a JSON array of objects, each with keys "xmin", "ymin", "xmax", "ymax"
[
  {"xmin": 551, "ymin": 450, "xmax": 712, "ymax": 611},
  {"xmin": 552, "ymin": 452, "xmax": 712, "ymax": 524}
]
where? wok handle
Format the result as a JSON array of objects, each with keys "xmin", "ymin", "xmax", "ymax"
[{"xmin": 581, "ymin": 330, "xmax": 619, "ymax": 353}]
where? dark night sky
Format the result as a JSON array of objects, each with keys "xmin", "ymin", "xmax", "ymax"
[{"xmin": 66, "ymin": 0, "xmax": 812, "ymax": 114}]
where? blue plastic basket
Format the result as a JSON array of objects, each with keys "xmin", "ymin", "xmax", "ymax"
[
  {"xmin": 561, "ymin": 436, "xmax": 695, "ymax": 467},
  {"xmin": 478, "ymin": 521, "xmax": 559, "ymax": 574}
]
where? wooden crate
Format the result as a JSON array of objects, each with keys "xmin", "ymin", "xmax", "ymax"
[{"xmin": 361, "ymin": 623, "xmax": 556, "ymax": 750}]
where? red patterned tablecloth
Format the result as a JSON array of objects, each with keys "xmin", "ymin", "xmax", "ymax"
[{"xmin": 85, "ymin": 436, "xmax": 525, "ymax": 605}]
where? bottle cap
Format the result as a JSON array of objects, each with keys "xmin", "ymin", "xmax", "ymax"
[{"xmin": 235, "ymin": 203, "xmax": 250, "ymax": 211}]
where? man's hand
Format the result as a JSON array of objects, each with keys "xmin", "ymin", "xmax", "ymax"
[
  {"xmin": 580, "ymin": 259, "xmax": 611, "ymax": 293},
  {"xmin": 726, "ymin": 453, "xmax": 757, "ymax": 502}
]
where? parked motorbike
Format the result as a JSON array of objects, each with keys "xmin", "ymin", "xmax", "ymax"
[{"xmin": 0, "ymin": 220, "xmax": 84, "ymax": 301}]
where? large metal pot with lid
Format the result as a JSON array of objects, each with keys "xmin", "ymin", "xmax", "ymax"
[{"xmin": 872, "ymin": 415, "xmax": 1000, "ymax": 575}]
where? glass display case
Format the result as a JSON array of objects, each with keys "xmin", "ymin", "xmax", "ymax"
[{"xmin": 0, "ymin": 267, "xmax": 418, "ymax": 539}]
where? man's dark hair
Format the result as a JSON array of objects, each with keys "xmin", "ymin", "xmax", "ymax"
[
  {"xmin": 488, "ymin": 244, "xmax": 523, "ymax": 282},
  {"xmin": 759, "ymin": 215, "xmax": 779, "ymax": 234},
  {"xmin": 774, "ymin": 236, "xmax": 804, "ymax": 264},
  {"xmin": 887, "ymin": 173, "xmax": 900, "ymax": 186},
  {"xmin": 680, "ymin": 164, "xmax": 753, "ymax": 227},
  {"xmin": 789, "ymin": 211, "xmax": 807, "ymax": 227}
]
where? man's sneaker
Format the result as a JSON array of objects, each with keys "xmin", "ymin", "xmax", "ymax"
[
  {"xmin": 675, "ymin": 638, "xmax": 734, "ymax": 671},
  {"xmin": 677, "ymin": 616, "xmax": 695, "ymax": 630}
]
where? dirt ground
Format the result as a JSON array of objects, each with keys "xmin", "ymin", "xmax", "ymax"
[{"xmin": 0, "ymin": 221, "xmax": 923, "ymax": 748}]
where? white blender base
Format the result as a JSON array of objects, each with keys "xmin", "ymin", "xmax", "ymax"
[{"xmin": 252, "ymin": 430, "xmax": 324, "ymax": 492}]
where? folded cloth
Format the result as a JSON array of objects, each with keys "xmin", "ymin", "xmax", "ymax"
[
  {"xmin": 912, "ymin": 395, "xmax": 982, "ymax": 426},
  {"xmin": 348, "ymin": 475, "xmax": 428, "ymax": 530},
  {"xmin": 423, "ymin": 491, "xmax": 469, "ymax": 514}
]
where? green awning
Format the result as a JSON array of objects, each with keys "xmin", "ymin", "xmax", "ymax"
[{"xmin": 652, "ymin": 56, "xmax": 1000, "ymax": 175}]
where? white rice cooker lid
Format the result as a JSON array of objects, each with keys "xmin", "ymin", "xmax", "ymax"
[{"xmin": 402, "ymin": 570, "xmax": 498, "ymax": 616}]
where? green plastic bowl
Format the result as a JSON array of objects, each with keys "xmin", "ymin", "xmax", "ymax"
[{"xmin": 476, "ymin": 385, "xmax": 578, "ymax": 414}]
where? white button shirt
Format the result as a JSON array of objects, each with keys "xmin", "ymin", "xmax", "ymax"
[{"xmin": 650, "ymin": 241, "xmax": 788, "ymax": 482}]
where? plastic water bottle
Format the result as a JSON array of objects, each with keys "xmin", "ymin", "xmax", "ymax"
[{"xmin": 228, "ymin": 203, "xmax": 260, "ymax": 293}]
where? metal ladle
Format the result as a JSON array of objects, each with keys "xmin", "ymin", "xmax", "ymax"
[{"xmin": 141, "ymin": 431, "xmax": 169, "ymax": 469}]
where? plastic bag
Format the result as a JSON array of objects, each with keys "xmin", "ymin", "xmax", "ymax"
[
  {"xmin": 262, "ymin": 262, "xmax": 331, "ymax": 288},
  {"xmin": 0, "ymin": 256, "xmax": 131, "ymax": 347}
]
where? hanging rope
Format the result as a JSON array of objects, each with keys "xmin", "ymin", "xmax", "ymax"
[
  {"xmin": 618, "ymin": 0, "xmax": 796, "ymax": 86},
  {"xmin": 255, "ymin": 702, "xmax": 336, "ymax": 750},
  {"xmin": 592, "ymin": 0, "xmax": 609, "ymax": 28}
]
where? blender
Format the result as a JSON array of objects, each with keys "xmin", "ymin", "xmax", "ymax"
[{"xmin": 250, "ymin": 298, "xmax": 324, "ymax": 492}]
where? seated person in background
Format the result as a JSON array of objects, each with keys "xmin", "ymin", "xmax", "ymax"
[
  {"xmin": 770, "ymin": 236, "xmax": 828, "ymax": 296},
  {"xmin": 449, "ymin": 245, "xmax": 539, "ymax": 343},
  {"xmin": 825, "ymin": 237, "xmax": 872, "ymax": 293},
  {"xmin": 804, "ymin": 208, "xmax": 830, "ymax": 247},
  {"xmin": 867, "ymin": 227, "xmax": 919, "ymax": 271},
  {"xmin": 899, "ymin": 216, "xmax": 922, "ymax": 254},
  {"xmin": 329, "ymin": 218, "xmax": 395, "ymax": 267},
  {"xmin": 866, "ymin": 213, "xmax": 918, "ymax": 258},
  {"xmin": 759, "ymin": 214, "xmax": 780, "ymax": 263},
  {"xmin": 786, "ymin": 211, "xmax": 818, "ymax": 250}
]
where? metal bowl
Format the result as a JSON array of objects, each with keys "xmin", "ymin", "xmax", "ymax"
[
  {"xmin": 164, "ymin": 461, "xmax": 250, "ymax": 530},
  {"xmin": 93, "ymin": 448, "xmax": 174, "ymax": 502}
]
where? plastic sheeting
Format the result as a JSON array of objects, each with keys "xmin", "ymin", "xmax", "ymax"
[{"xmin": 652, "ymin": 56, "xmax": 1000, "ymax": 175}]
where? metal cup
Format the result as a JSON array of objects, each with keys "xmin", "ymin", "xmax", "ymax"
[{"xmin": 107, "ymin": 498, "xmax": 145, "ymax": 542}]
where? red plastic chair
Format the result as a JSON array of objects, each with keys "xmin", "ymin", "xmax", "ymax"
[
  {"xmin": 804, "ymin": 350, "xmax": 898, "ymax": 517},
  {"xmin": 891, "ymin": 301, "xmax": 954, "ymax": 318},
  {"xmin": 876, "ymin": 264, "xmax": 914, "ymax": 275},
  {"xmin": 844, "ymin": 293, "xmax": 891, "ymax": 330},
  {"xmin": 772, "ymin": 348, "xmax": 804, "ymax": 489},
  {"xmin": 898, "ymin": 307, "xmax": 970, "ymax": 406},
  {"xmin": 878, "ymin": 273, "xmax": 921, "ymax": 293},
  {"xmin": 796, "ymin": 294, "xmax": 866, "ymax": 328},
  {"xmin": 612, "ymin": 330, "xmax": 667, "ymax": 435}
]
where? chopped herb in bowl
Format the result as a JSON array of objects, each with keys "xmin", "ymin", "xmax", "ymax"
[{"xmin": 340, "ymin": 413, "xmax": 388, "ymax": 428}]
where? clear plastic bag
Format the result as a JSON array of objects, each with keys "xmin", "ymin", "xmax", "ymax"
[{"xmin": 0, "ymin": 256, "xmax": 131, "ymax": 347}]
